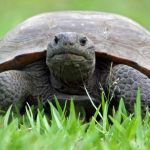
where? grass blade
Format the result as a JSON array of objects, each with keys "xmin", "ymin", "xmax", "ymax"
[{"xmin": 4, "ymin": 106, "xmax": 12, "ymax": 128}]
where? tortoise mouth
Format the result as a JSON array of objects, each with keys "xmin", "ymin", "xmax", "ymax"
[
  {"xmin": 48, "ymin": 50, "xmax": 92, "ymax": 61},
  {"xmin": 50, "ymin": 53, "xmax": 87, "ymax": 62},
  {"xmin": 46, "ymin": 51, "xmax": 95, "ymax": 87}
]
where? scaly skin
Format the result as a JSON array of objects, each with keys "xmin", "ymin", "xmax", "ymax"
[
  {"xmin": 105, "ymin": 64, "xmax": 150, "ymax": 112},
  {"xmin": 0, "ymin": 32, "xmax": 150, "ymax": 113},
  {"xmin": 0, "ymin": 70, "xmax": 33, "ymax": 110}
]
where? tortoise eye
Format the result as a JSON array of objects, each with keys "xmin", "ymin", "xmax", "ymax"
[
  {"xmin": 54, "ymin": 36, "xmax": 59, "ymax": 44},
  {"xmin": 79, "ymin": 37, "xmax": 87, "ymax": 46}
]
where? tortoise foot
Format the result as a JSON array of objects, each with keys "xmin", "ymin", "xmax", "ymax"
[
  {"xmin": 0, "ymin": 70, "xmax": 33, "ymax": 110},
  {"xmin": 105, "ymin": 64, "xmax": 150, "ymax": 112}
]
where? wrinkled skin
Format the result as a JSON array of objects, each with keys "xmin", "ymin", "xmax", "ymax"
[
  {"xmin": 0, "ymin": 32, "xmax": 150, "ymax": 115},
  {"xmin": 46, "ymin": 32, "xmax": 95, "ymax": 93}
]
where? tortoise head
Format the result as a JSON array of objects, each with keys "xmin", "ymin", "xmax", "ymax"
[{"xmin": 46, "ymin": 32, "xmax": 95, "ymax": 87}]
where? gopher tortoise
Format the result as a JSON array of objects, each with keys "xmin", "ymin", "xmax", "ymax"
[{"xmin": 0, "ymin": 11, "xmax": 150, "ymax": 112}]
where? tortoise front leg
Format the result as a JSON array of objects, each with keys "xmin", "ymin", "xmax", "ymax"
[
  {"xmin": 105, "ymin": 64, "xmax": 150, "ymax": 113},
  {"xmin": 0, "ymin": 70, "xmax": 34, "ymax": 110}
]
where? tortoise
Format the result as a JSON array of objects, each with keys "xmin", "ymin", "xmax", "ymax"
[{"xmin": 0, "ymin": 11, "xmax": 150, "ymax": 113}]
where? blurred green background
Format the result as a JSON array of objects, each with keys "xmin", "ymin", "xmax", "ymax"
[{"xmin": 0, "ymin": 0, "xmax": 150, "ymax": 38}]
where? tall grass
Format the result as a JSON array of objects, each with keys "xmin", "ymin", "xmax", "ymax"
[{"xmin": 0, "ymin": 90, "xmax": 150, "ymax": 150}]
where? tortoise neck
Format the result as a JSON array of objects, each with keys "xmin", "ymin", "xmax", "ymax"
[{"xmin": 50, "ymin": 73, "xmax": 87, "ymax": 95}]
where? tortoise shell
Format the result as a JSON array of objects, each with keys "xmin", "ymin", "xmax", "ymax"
[{"xmin": 0, "ymin": 11, "xmax": 150, "ymax": 76}]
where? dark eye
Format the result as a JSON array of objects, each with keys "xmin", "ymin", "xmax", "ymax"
[
  {"xmin": 79, "ymin": 37, "xmax": 87, "ymax": 46},
  {"xmin": 54, "ymin": 36, "xmax": 59, "ymax": 44}
]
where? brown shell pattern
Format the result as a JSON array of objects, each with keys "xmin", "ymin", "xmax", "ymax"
[{"xmin": 0, "ymin": 11, "xmax": 150, "ymax": 76}]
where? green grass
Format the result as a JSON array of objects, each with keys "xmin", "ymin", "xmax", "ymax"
[{"xmin": 0, "ymin": 90, "xmax": 150, "ymax": 150}]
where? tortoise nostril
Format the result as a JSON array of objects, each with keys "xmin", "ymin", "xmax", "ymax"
[
  {"xmin": 64, "ymin": 42, "xmax": 67, "ymax": 46},
  {"xmin": 63, "ymin": 42, "xmax": 74, "ymax": 46},
  {"xmin": 54, "ymin": 36, "xmax": 59, "ymax": 44},
  {"xmin": 69, "ymin": 42, "xmax": 74, "ymax": 46}
]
